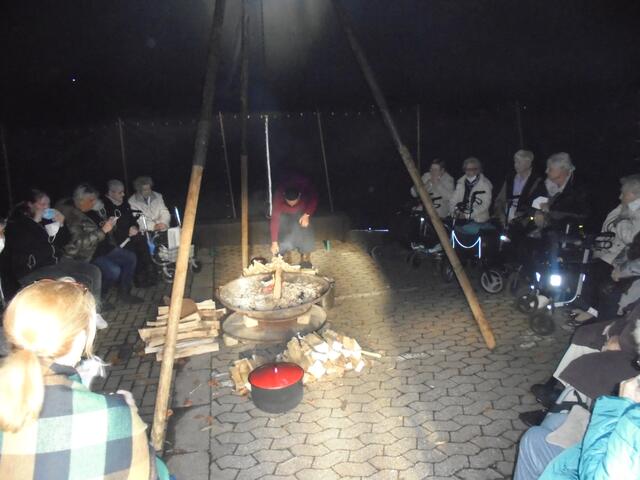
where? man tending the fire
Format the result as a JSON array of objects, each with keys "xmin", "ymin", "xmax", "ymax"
[{"xmin": 270, "ymin": 172, "xmax": 319, "ymax": 268}]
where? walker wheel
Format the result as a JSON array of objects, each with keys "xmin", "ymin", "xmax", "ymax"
[
  {"xmin": 530, "ymin": 310, "xmax": 555, "ymax": 336},
  {"xmin": 480, "ymin": 269, "xmax": 504, "ymax": 294},
  {"xmin": 516, "ymin": 289, "xmax": 539, "ymax": 313},
  {"xmin": 440, "ymin": 260, "xmax": 455, "ymax": 283}
]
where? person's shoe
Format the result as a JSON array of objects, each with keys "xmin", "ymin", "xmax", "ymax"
[
  {"xmin": 118, "ymin": 291, "xmax": 144, "ymax": 304},
  {"xmin": 531, "ymin": 383, "xmax": 561, "ymax": 409},
  {"xmin": 95, "ymin": 313, "xmax": 109, "ymax": 330},
  {"xmin": 519, "ymin": 409, "xmax": 547, "ymax": 427}
]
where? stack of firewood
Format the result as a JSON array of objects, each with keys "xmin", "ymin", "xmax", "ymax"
[
  {"xmin": 228, "ymin": 330, "xmax": 380, "ymax": 394},
  {"xmin": 138, "ymin": 299, "xmax": 225, "ymax": 361}
]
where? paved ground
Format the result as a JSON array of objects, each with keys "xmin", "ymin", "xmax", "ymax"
[{"xmin": 90, "ymin": 237, "xmax": 570, "ymax": 480}]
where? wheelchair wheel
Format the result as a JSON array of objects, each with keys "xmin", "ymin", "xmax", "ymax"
[
  {"xmin": 516, "ymin": 287, "xmax": 538, "ymax": 313},
  {"xmin": 370, "ymin": 245, "xmax": 384, "ymax": 261},
  {"xmin": 480, "ymin": 269, "xmax": 504, "ymax": 294},
  {"xmin": 440, "ymin": 259, "xmax": 455, "ymax": 283},
  {"xmin": 190, "ymin": 260, "xmax": 202, "ymax": 273},
  {"xmin": 530, "ymin": 310, "xmax": 555, "ymax": 336}
]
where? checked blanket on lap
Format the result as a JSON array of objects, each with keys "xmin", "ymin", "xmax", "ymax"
[{"xmin": 0, "ymin": 363, "xmax": 156, "ymax": 480}]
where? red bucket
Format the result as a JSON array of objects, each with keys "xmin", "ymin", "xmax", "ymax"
[{"xmin": 248, "ymin": 362, "xmax": 304, "ymax": 413}]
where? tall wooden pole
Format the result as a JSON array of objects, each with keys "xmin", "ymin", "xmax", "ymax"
[
  {"xmin": 151, "ymin": 0, "xmax": 227, "ymax": 452},
  {"xmin": 1, "ymin": 125, "xmax": 13, "ymax": 210},
  {"xmin": 316, "ymin": 110, "xmax": 335, "ymax": 213},
  {"xmin": 332, "ymin": 0, "xmax": 495, "ymax": 349},
  {"xmin": 218, "ymin": 112, "xmax": 237, "ymax": 219},
  {"xmin": 117, "ymin": 118, "xmax": 130, "ymax": 189},
  {"xmin": 240, "ymin": 0, "xmax": 250, "ymax": 268},
  {"xmin": 515, "ymin": 100, "xmax": 524, "ymax": 149}
]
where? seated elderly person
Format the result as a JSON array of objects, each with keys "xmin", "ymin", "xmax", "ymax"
[
  {"xmin": 514, "ymin": 372, "xmax": 640, "ymax": 480},
  {"xmin": 0, "ymin": 280, "xmax": 171, "ymax": 479},
  {"xmin": 570, "ymin": 174, "xmax": 640, "ymax": 322},
  {"xmin": 450, "ymin": 157, "xmax": 493, "ymax": 224},
  {"xmin": 493, "ymin": 149, "xmax": 543, "ymax": 228},
  {"xmin": 128, "ymin": 176, "xmax": 171, "ymax": 233},
  {"xmin": 3, "ymin": 188, "xmax": 102, "ymax": 303},
  {"xmin": 520, "ymin": 300, "xmax": 640, "ymax": 429},
  {"xmin": 57, "ymin": 184, "xmax": 142, "ymax": 304},
  {"xmin": 410, "ymin": 158, "xmax": 455, "ymax": 219},
  {"xmin": 103, "ymin": 179, "xmax": 157, "ymax": 287},
  {"xmin": 528, "ymin": 152, "xmax": 589, "ymax": 233}
]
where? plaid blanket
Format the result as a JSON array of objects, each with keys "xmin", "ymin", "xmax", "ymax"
[{"xmin": 0, "ymin": 363, "xmax": 155, "ymax": 479}]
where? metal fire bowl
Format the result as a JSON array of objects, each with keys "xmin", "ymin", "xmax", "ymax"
[{"xmin": 217, "ymin": 272, "xmax": 332, "ymax": 320}]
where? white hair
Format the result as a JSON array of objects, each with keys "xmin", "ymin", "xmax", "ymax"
[
  {"xmin": 621, "ymin": 174, "xmax": 640, "ymax": 196},
  {"xmin": 72, "ymin": 184, "xmax": 98, "ymax": 203},
  {"xmin": 462, "ymin": 157, "xmax": 482, "ymax": 172},
  {"xmin": 546, "ymin": 152, "xmax": 575, "ymax": 174},
  {"xmin": 107, "ymin": 179, "xmax": 124, "ymax": 192},
  {"xmin": 133, "ymin": 176, "xmax": 153, "ymax": 193},
  {"xmin": 514, "ymin": 150, "xmax": 534, "ymax": 163}
]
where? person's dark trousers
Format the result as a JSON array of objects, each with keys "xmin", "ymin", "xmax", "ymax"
[
  {"xmin": 124, "ymin": 234, "xmax": 157, "ymax": 286},
  {"xmin": 574, "ymin": 258, "xmax": 614, "ymax": 313},
  {"xmin": 92, "ymin": 247, "xmax": 137, "ymax": 295},
  {"xmin": 278, "ymin": 213, "xmax": 315, "ymax": 254},
  {"xmin": 19, "ymin": 258, "xmax": 102, "ymax": 302}
]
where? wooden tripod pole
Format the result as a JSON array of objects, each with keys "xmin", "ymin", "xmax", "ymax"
[
  {"xmin": 151, "ymin": 0, "xmax": 227, "ymax": 452},
  {"xmin": 117, "ymin": 118, "xmax": 130, "ymax": 189},
  {"xmin": 240, "ymin": 0, "xmax": 250, "ymax": 268},
  {"xmin": 1, "ymin": 125, "xmax": 13, "ymax": 210},
  {"xmin": 332, "ymin": 0, "xmax": 495, "ymax": 350}
]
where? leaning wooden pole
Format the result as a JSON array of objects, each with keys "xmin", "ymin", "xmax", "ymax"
[
  {"xmin": 332, "ymin": 0, "xmax": 495, "ymax": 349},
  {"xmin": 117, "ymin": 118, "xmax": 130, "ymax": 189},
  {"xmin": 240, "ymin": 0, "xmax": 250, "ymax": 268},
  {"xmin": 151, "ymin": 0, "xmax": 227, "ymax": 452}
]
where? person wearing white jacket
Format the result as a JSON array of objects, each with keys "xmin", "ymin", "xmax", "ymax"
[
  {"xmin": 409, "ymin": 159, "xmax": 455, "ymax": 219},
  {"xmin": 128, "ymin": 176, "xmax": 171, "ymax": 232},
  {"xmin": 574, "ymin": 174, "xmax": 640, "ymax": 322},
  {"xmin": 450, "ymin": 157, "xmax": 493, "ymax": 223}
]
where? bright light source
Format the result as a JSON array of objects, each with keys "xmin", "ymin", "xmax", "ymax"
[
  {"xmin": 550, "ymin": 274, "xmax": 562, "ymax": 287},
  {"xmin": 499, "ymin": 235, "xmax": 510, "ymax": 242},
  {"xmin": 535, "ymin": 272, "xmax": 541, "ymax": 282}
]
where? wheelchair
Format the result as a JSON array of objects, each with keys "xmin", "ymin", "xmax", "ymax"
[
  {"xmin": 515, "ymin": 230, "xmax": 614, "ymax": 335},
  {"xmin": 137, "ymin": 207, "xmax": 202, "ymax": 283}
]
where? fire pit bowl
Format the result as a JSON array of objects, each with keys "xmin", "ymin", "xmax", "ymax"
[{"xmin": 217, "ymin": 272, "xmax": 332, "ymax": 320}]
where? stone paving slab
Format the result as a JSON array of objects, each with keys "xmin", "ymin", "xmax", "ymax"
[{"xmin": 87, "ymin": 239, "xmax": 570, "ymax": 479}]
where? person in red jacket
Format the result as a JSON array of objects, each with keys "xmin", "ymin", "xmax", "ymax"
[{"xmin": 270, "ymin": 174, "xmax": 318, "ymax": 267}]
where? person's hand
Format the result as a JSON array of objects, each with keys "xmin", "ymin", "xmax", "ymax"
[
  {"xmin": 299, "ymin": 213, "xmax": 310, "ymax": 228},
  {"xmin": 534, "ymin": 211, "xmax": 546, "ymax": 228},
  {"xmin": 154, "ymin": 222, "xmax": 168, "ymax": 231},
  {"xmin": 116, "ymin": 389, "xmax": 137, "ymax": 407},
  {"xmin": 101, "ymin": 217, "xmax": 116, "ymax": 233},
  {"xmin": 128, "ymin": 226, "xmax": 139, "ymax": 237},
  {"xmin": 611, "ymin": 267, "xmax": 622, "ymax": 282},
  {"xmin": 619, "ymin": 376, "xmax": 640, "ymax": 402},
  {"xmin": 271, "ymin": 242, "xmax": 279, "ymax": 255},
  {"xmin": 603, "ymin": 335, "xmax": 621, "ymax": 352},
  {"xmin": 54, "ymin": 210, "xmax": 65, "ymax": 225}
]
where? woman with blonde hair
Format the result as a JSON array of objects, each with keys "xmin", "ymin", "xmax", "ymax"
[{"xmin": 0, "ymin": 280, "xmax": 170, "ymax": 479}]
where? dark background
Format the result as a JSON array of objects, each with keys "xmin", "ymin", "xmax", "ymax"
[{"xmin": 1, "ymin": 0, "xmax": 639, "ymax": 228}]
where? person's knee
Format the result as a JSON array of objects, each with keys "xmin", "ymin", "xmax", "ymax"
[{"xmin": 96, "ymin": 260, "xmax": 121, "ymax": 282}]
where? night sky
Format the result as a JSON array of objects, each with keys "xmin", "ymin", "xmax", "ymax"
[{"xmin": 2, "ymin": 0, "xmax": 640, "ymax": 124}]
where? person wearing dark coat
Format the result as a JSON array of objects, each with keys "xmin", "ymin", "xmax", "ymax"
[
  {"xmin": 3, "ymin": 189, "xmax": 102, "ymax": 302},
  {"xmin": 528, "ymin": 152, "xmax": 590, "ymax": 233},
  {"xmin": 493, "ymin": 150, "xmax": 543, "ymax": 228},
  {"xmin": 103, "ymin": 180, "xmax": 157, "ymax": 287}
]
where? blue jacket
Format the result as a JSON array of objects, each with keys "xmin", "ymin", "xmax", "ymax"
[{"xmin": 541, "ymin": 396, "xmax": 640, "ymax": 479}]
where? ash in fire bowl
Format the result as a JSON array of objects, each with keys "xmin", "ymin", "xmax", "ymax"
[{"xmin": 219, "ymin": 273, "xmax": 329, "ymax": 312}]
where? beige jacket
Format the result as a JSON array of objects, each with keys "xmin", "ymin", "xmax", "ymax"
[
  {"xmin": 410, "ymin": 171, "xmax": 455, "ymax": 218},
  {"xmin": 128, "ymin": 192, "xmax": 171, "ymax": 232},
  {"xmin": 595, "ymin": 199, "xmax": 640, "ymax": 265},
  {"xmin": 450, "ymin": 174, "xmax": 493, "ymax": 223}
]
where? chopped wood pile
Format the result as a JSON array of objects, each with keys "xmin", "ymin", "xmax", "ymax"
[
  {"xmin": 228, "ymin": 330, "xmax": 381, "ymax": 395},
  {"xmin": 138, "ymin": 298, "xmax": 225, "ymax": 361},
  {"xmin": 243, "ymin": 255, "xmax": 317, "ymax": 276}
]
